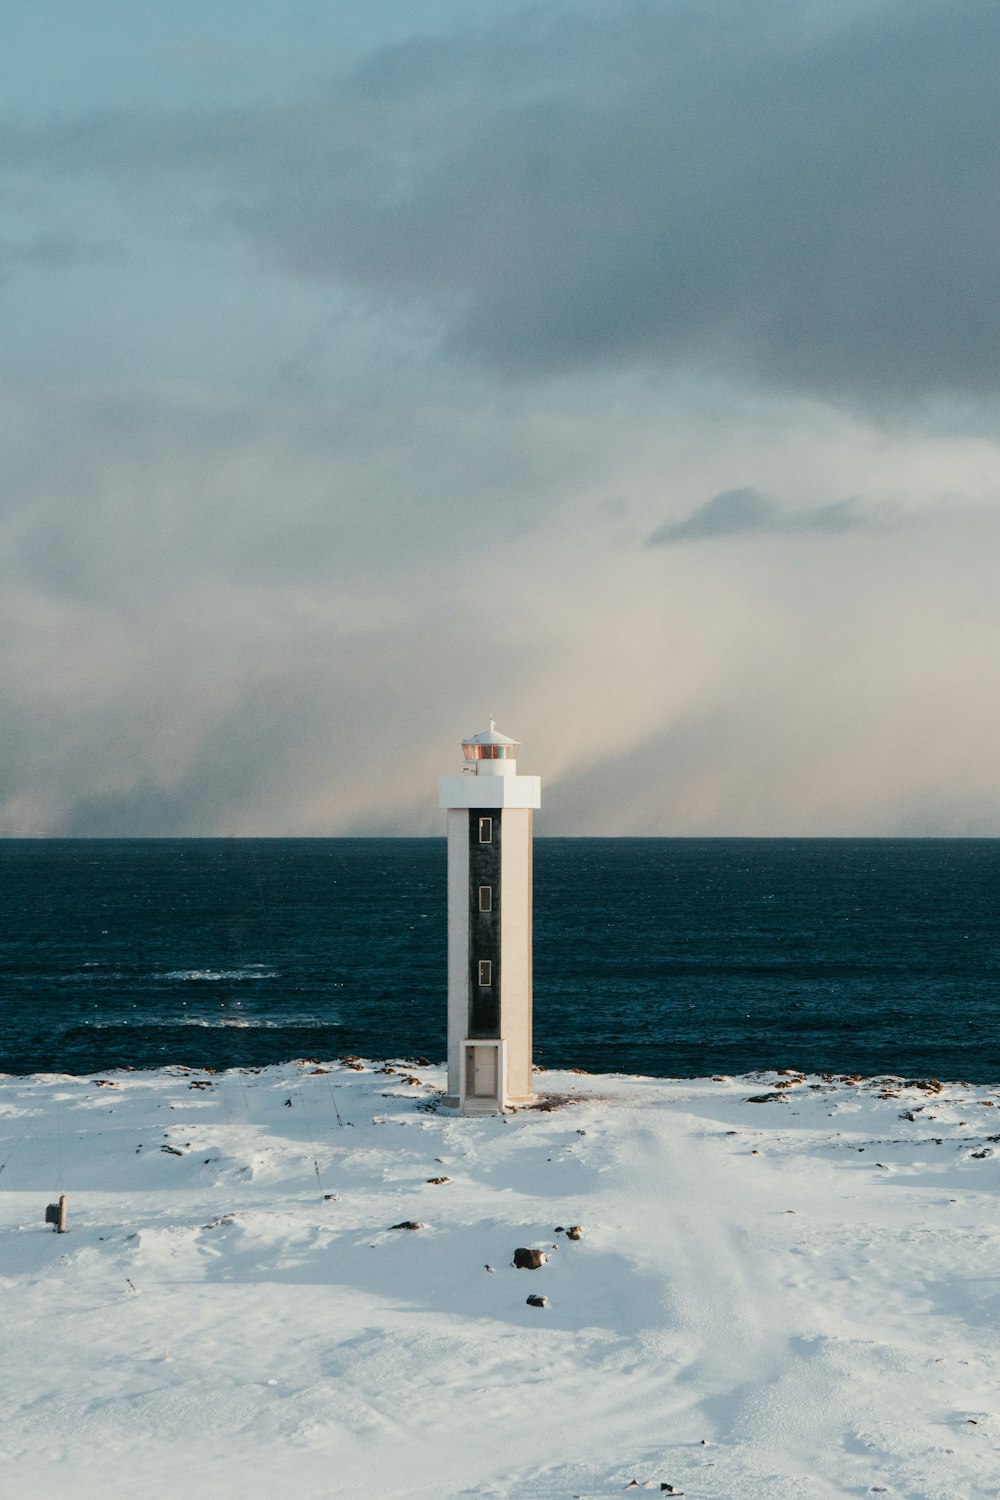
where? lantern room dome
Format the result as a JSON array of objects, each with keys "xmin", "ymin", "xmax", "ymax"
[{"xmin": 462, "ymin": 718, "xmax": 520, "ymax": 762}]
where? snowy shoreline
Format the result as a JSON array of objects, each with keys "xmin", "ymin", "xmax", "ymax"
[{"xmin": 3, "ymin": 1060, "xmax": 999, "ymax": 1498}]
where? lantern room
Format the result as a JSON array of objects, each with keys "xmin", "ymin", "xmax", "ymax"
[{"xmin": 461, "ymin": 719, "xmax": 520, "ymax": 776}]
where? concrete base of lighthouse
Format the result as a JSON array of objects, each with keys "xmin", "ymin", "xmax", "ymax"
[{"xmin": 454, "ymin": 1039, "xmax": 507, "ymax": 1114}]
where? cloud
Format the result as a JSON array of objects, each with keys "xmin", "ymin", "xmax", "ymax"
[
  {"xmin": 3, "ymin": 2, "xmax": 1000, "ymax": 839},
  {"xmin": 0, "ymin": 376, "xmax": 998, "ymax": 836},
  {"xmin": 0, "ymin": 234, "xmax": 116, "ymax": 274},
  {"xmin": 0, "ymin": 379, "xmax": 652, "ymax": 834},
  {"xmin": 4, "ymin": 1, "xmax": 995, "ymax": 406},
  {"xmin": 650, "ymin": 488, "xmax": 774, "ymax": 544},
  {"xmin": 648, "ymin": 488, "xmax": 870, "ymax": 544}
]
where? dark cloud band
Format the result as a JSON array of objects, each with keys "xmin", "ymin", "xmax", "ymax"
[
  {"xmin": 648, "ymin": 488, "xmax": 869, "ymax": 544},
  {"xmin": 2, "ymin": 1, "xmax": 997, "ymax": 406}
]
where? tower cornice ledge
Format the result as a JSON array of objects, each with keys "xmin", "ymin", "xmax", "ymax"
[{"xmin": 439, "ymin": 775, "xmax": 541, "ymax": 810}]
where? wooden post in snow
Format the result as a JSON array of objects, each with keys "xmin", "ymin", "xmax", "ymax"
[{"xmin": 45, "ymin": 1194, "xmax": 67, "ymax": 1233}]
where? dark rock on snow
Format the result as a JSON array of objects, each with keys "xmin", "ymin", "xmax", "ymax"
[{"xmin": 513, "ymin": 1247, "xmax": 547, "ymax": 1269}]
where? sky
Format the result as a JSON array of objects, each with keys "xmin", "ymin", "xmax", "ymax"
[{"xmin": 2, "ymin": 0, "xmax": 999, "ymax": 837}]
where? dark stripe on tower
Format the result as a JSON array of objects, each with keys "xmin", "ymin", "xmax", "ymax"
[{"xmin": 468, "ymin": 808, "xmax": 501, "ymax": 1037}]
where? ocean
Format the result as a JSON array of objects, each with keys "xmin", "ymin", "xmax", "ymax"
[{"xmin": 1, "ymin": 838, "xmax": 998, "ymax": 1081}]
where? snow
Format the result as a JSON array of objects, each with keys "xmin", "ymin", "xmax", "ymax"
[{"xmin": 2, "ymin": 1060, "xmax": 998, "ymax": 1499}]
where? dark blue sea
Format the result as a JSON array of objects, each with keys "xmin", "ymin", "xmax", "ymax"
[{"xmin": 2, "ymin": 839, "xmax": 998, "ymax": 1081}]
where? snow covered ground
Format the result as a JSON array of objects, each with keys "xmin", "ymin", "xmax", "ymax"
[{"xmin": 2, "ymin": 1060, "xmax": 999, "ymax": 1499}]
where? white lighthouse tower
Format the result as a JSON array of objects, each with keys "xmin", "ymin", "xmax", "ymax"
[{"xmin": 440, "ymin": 720, "xmax": 541, "ymax": 1112}]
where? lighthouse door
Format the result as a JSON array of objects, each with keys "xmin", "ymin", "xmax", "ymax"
[
  {"xmin": 463, "ymin": 1041, "xmax": 503, "ymax": 1107},
  {"xmin": 471, "ymin": 1045, "xmax": 497, "ymax": 1098}
]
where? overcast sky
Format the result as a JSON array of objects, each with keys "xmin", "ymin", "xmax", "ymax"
[{"xmin": 2, "ymin": 0, "xmax": 999, "ymax": 836}]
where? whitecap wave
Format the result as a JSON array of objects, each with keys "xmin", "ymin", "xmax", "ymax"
[
  {"xmin": 181, "ymin": 1014, "xmax": 341, "ymax": 1028},
  {"xmin": 86, "ymin": 1014, "xmax": 341, "ymax": 1030},
  {"xmin": 159, "ymin": 968, "xmax": 278, "ymax": 982}
]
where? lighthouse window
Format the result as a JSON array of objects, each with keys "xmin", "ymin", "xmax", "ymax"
[
  {"xmin": 478, "ymin": 817, "xmax": 492, "ymax": 843},
  {"xmin": 478, "ymin": 885, "xmax": 492, "ymax": 912},
  {"xmin": 478, "ymin": 959, "xmax": 492, "ymax": 985}
]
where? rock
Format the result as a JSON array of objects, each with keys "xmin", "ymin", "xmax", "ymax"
[
  {"xmin": 746, "ymin": 1092, "xmax": 787, "ymax": 1104},
  {"xmin": 566, "ymin": 1225, "xmax": 584, "ymax": 1240},
  {"xmin": 512, "ymin": 1247, "xmax": 547, "ymax": 1269},
  {"xmin": 426, "ymin": 1176, "xmax": 451, "ymax": 1184},
  {"xmin": 389, "ymin": 1221, "xmax": 422, "ymax": 1231},
  {"xmin": 526, "ymin": 1293, "xmax": 547, "ymax": 1307}
]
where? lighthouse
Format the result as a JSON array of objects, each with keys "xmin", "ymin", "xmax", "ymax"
[{"xmin": 440, "ymin": 720, "xmax": 541, "ymax": 1112}]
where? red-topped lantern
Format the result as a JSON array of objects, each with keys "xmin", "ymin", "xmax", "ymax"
[{"xmin": 462, "ymin": 718, "xmax": 521, "ymax": 763}]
